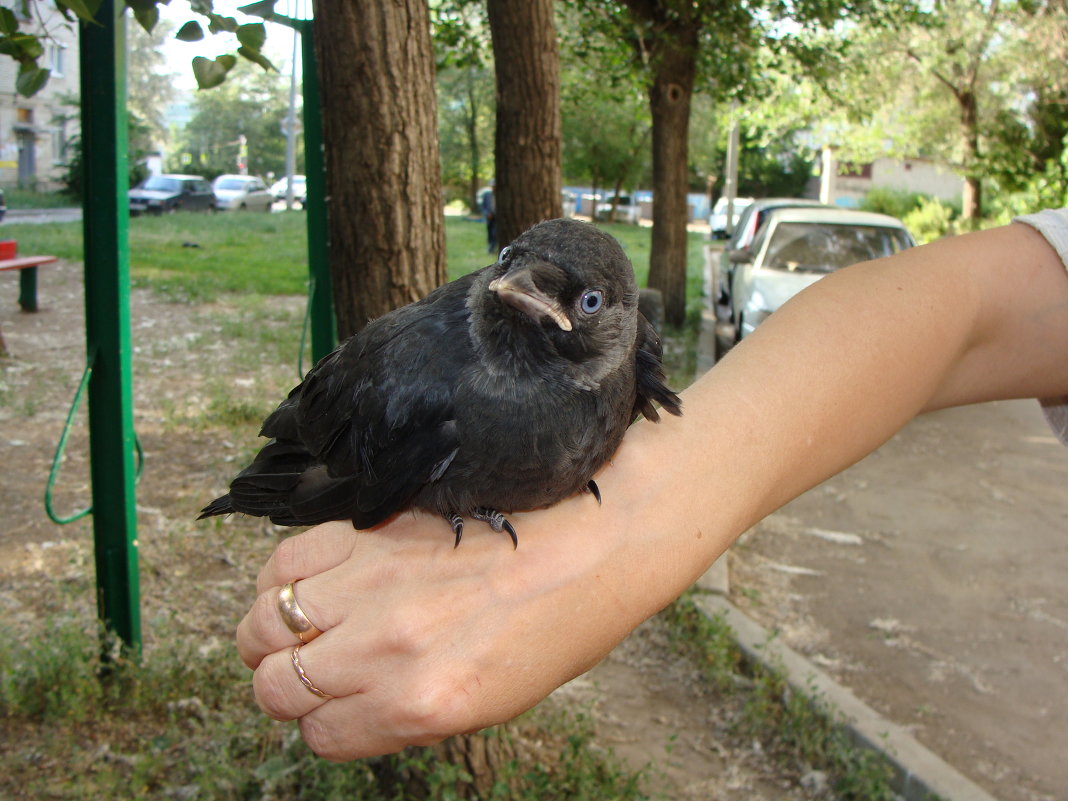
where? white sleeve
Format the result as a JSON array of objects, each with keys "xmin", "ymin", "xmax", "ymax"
[{"xmin": 1015, "ymin": 208, "xmax": 1068, "ymax": 444}]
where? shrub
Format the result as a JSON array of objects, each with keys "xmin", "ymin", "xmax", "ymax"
[{"xmin": 903, "ymin": 197, "xmax": 957, "ymax": 244}]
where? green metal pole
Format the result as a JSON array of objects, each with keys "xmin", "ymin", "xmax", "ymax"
[
  {"xmin": 80, "ymin": 0, "xmax": 141, "ymax": 654},
  {"xmin": 300, "ymin": 19, "xmax": 335, "ymax": 361}
]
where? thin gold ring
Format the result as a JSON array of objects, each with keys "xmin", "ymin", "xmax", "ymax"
[
  {"xmin": 278, "ymin": 581, "xmax": 323, "ymax": 643},
  {"xmin": 291, "ymin": 643, "xmax": 332, "ymax": 699}
]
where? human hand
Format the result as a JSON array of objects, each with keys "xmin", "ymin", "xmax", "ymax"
[{"xmin": 235, "ymin": 477, "xmax": 662, "ymax": 761}]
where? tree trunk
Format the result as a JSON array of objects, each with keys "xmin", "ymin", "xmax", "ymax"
[
  {"xmin": 958, "ymin": 88, "xmax": 981, "ymax": 224},
  {"xmin": 486, "ymin": 0, "xmax": 562, "ymax": 249},
  {"xmin": 645, "ymin": 27, "xmax": 698, "ymax": 328},
  {"xmin": 312, "ymin": 0, "xmax": 446, "ymax": 339},
  {"xmin": 465, "ymin": 69, "xmax": 483, "ymax": 214}
]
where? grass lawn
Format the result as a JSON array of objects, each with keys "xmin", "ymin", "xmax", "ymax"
[{"xmin": 1, "ymin": 210, "xmax": 707, "ymax": 314}]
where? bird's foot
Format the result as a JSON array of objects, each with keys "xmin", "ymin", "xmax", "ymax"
[
  {"xmin": 472, "ymin": 507, "xmax": 518, "ymax": 549},
  {"xmin": 447, "ymin": 513, "xmax": 465, "ymax": 548},
  {"xmin": 584, "ymin": 479, "xmax": 602, "ymax": 505}
]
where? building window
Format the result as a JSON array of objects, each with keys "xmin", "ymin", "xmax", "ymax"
[
  {"xmin": 52, "ymin": 123, "xmax": 67, "ymax": 165},
  {"xmin": 16, "ymin": 107, "xmax": 32, "ymax": 125},
  {"xmin": 48, "ymin": 43, "xmax": 65, "ymax": 77}
]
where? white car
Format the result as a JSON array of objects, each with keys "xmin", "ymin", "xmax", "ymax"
[
  {"xmin": 213, "ymin": 175, "xmax": 274, "ymax": 212},
  {"xmin": 708, "ymin": 196, "xmax": 753, "ymax": 239},
  {"xmin": 269, "ymin": 174, "xmax": 307, "ymax": 205},
  {"xmin": 728, "ymin": 207, "xmax": 915, "ymax": 342}
]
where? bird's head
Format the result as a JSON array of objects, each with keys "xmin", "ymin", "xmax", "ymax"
[{"xmin": 473, "ymin": 219, "xmax": 640, "ymax": 379}]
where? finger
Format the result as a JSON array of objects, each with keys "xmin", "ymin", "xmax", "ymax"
[
  {"xmin": 256, "ymin": 521, "xmax": 358, "ymax": 595},
  {"xmin": 296, "ymin": 684, "xmax": 448, "ymax": 761},
  {"xmin": 238, "ymin": 576, "xmax": 339, "ymax": 669},
  {"xmin": 251, "ymin": 640, "xmax": 338, "ymax": 722}
]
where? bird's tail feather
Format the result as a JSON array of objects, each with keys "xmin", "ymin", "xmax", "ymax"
[{"xmin": 198, "ymin": 494, "xmax": 234, "ymax": 519}]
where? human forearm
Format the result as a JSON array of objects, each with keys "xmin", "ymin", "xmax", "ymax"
[{"xmin": 609, "ymin": 220, "xmax": 1068, "ymax": 611}]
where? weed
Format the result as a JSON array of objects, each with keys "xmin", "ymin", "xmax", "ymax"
[
  {"xmin": 0, "ymin": 614, "xmax": 648, "ymax": 800},
  {"xmin": 663, "ymin": 591, "xmax": 898, "ymax": 800}
]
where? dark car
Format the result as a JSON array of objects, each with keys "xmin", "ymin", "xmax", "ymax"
[
  {"xmin": 129, "ymin": 174, "xmax": 215, "ymax": 216},
  {"xmin": 0, "ymin": 187, "xmax": 6, "ymax": 222}
]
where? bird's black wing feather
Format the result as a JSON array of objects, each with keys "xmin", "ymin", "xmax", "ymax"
[
  {"xmin": 633, "ymin": 313, "xmax": 682, "ymax": 422},
  {"xmin": 208, "ymin": 274, "xmax": 478, "ymax": 528}
]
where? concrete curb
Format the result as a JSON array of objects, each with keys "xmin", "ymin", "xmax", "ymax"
[{"xmin": 690, "ymin": 590, "xmax": 1000, "ymax": 801}]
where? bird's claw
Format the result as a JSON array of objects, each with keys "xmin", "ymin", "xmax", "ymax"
[
  {"xmin": 473, "ymin": 507, "xmax": 518, "ymax": 549},
  {"xmin": 448, "ymin": 513, "xmax": 464, "ymax": 548},
  {"xmin": 585, "ymin": 479, "xmax": 601, "ymax": 505}
]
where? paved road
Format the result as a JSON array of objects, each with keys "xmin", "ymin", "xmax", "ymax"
[
  {"xmin": 729, "ymin": 398, "xmax": 1068, "ymax": 801},
  {"xmin": 3, "ymin": 207, "xmax": 83, "ymax": 225}
]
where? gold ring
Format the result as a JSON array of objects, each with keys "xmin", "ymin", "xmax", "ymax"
[
  {"xmin": 291, "ymin": 643, "xmax": 332, "ymax": 699},
  {"xmin": 278, "ymin": 581, "xmax": 323, "ymax": 643}
]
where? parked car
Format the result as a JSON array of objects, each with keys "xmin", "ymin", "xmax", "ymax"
[
  {"xmin": 269, "ymin": 174, "xmax": 307, "ymax": 205},
  {"xmin": 596, "ymin": 194, "xmax": 641, "ymax": 224},
  {"xmin": 0, "ymin": 187, "xmax": 7, "ymax": 222},
  {"xmin": 708, "ymin": 196, "xmax": 753, "ymax": 239},
  {"xmin": 213, "ymin": 174, "xmax": 274, "ymax": 212},
  {"xmin": 723, "ymin": 207, "xmax": 915, "ymax": 346},
  {"xmin": 714, "ymin": 198, "xmax": 831, "ymax": 322},
  {"xmin": 128, "ymin": 174, "xmax": 215, "ymax": 215}
]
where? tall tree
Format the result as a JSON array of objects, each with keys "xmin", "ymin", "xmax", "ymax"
[
  {"xmin": 902, "ymin": 0, "xmax": 1005, "ymax": 222},
  {"xmin": 312, "ymin": 0, "xmax": 446, "ymax": 339},
  {"xmin": 173, "ymin": 61, "xmax": 291, "ymax": 178},
  {"xmin": 127, "ymin": 18, "xmax": 178, "ymax": 148},
  {"xmin": 485, "ymin": 0, "xmax": 562, "ymax": 249},
  {"xmin": 620, "ymin": 0, "xmax": 701, "ymax": 327},
  {"xmin": 433, "ymin": 1, "xmax": 496, "ymax": 212}
]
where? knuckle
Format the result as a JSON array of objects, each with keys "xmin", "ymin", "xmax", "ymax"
[
  {"xmin": 397, "ymin": 678, "xmax": 475, "ymax": 739},
  {"xmin": 253, "ymin": 588, "xmax": 283, "ymax": 634},
  {"xmin": 252, "ymin": 659, "xmax": 299, "ymax": 721},
  {"xmin": 268, "ymin": 535, "xmax": 306, "ymax": 579},
  {"xmin": 300, "ymin": 715, "xmax": 356, "ymax": 762}
]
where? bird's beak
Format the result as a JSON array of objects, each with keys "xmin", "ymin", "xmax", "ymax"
[{"xmin": 488, "ymin": 268, "xmax": 573, "ymax": 331}]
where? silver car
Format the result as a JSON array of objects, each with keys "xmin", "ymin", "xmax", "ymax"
[
  {"xmin": 725, "ymin": 207, "xmax": 915, "ymax": 343},
  {"xmin": 213, "ymin": 174, "xmax": 274, "ymax": 212}
]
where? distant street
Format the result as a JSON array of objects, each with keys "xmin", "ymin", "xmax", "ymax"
[{"xmin": 3, "ymin": 208, "xmax": 83, "ymax": 225}]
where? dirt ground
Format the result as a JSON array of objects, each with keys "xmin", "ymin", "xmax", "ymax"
[
  {"xmin": 5, "ymin": 257, "xmax": 1065, "ymax": 801},
  {"xmin": 727, "ymin": 399, "xmax": 1068, "ymax": 801}
]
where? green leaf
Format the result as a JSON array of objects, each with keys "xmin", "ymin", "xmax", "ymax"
[
  {"xmin": 192, "ymin": 54, "xmax": 236, "ymax": 90},
  {"xmin": 237, "ymin": 45, "xmax": 274, "ymax": 72},
  {"xmin": 176, "ymin": 20, "xmax": 204, "ymax": 41},
  {"xmin": 12, "ymin": 33, "xmax": 43, "ymax": 60},
  {"xmin": 207, "ymin": 13, "xmax": 238, "ymax": 34},
  {"xmin": 132, "ymin": 4, "xmax": 159, "ymax": 33},
  {"xmin": 235, "ymin": 21, "xmax": 265, "ymax": 51},
  {"xmin": 16, "ymin": 64, "xmax": 50, "ymax": 97},
  {"xmin": 237, "ymin": 1, "xmax": 277, "ymax": 19},
  {"xmin": 56, "ymin": 0, "xmax": 97, "ymax": 22},
  {"xmin": 0, "ymin": 8, "xmax": 18, "ymax": 35}
]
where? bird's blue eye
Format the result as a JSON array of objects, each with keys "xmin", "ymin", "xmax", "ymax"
[
  {"xmin": 580, "ymin": 289, "xmax": 604, "ymax": 314},
  {"xmin": 498, "ymin": 246, "xmax": 511, "ymax": 263}
]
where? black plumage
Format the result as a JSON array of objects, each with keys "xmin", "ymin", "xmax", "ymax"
[{"xmin": 199, "ymin": 218, "xmax": 681, "ymax": 545}]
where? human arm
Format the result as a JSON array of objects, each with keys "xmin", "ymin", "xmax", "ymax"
[{"xmin": 236, "ymin": 220, "xmax": 1068, "ymax": 760}]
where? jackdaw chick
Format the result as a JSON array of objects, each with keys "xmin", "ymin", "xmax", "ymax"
[{"xmin": 199, "ymin": 218, "xmax": 682, "ymax": 546}]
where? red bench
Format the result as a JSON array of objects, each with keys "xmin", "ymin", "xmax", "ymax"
[{"xmin": 0, "ymin": 239, "xmax": 58, "ymax": 312}]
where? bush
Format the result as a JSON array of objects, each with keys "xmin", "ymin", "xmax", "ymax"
[
  {"xmin": 903, "ymin": 197, "xmax": 957, "ymax": 244},
  {"xmin": 858, "ymin": 187, "xmax": 926, "ymax": 219}
]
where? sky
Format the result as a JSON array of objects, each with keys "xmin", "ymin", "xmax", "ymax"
[{"xmin": 156, "ymin": 0, "xmax": 308, "ymax": 91}]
